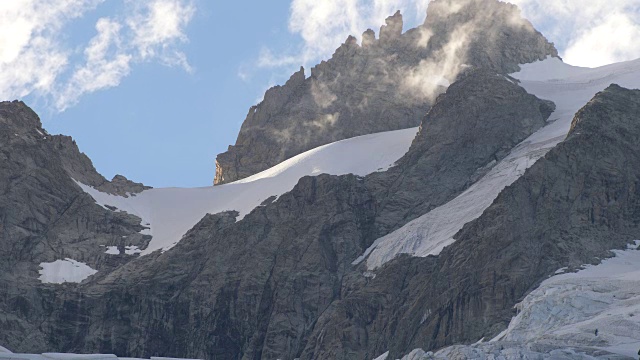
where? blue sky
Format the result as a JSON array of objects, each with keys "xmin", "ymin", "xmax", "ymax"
[{"xmin": 2, "ymin": 0, "xmax": 640, "ymax": 188}]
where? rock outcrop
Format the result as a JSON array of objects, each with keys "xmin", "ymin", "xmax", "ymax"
[
  {"xmin": 214, "ymin": 0, "xmax": 559, "ymax": 184},
  {"xmin": 0, "ymin": 101, "xmax": 150, "ymax": 352}
]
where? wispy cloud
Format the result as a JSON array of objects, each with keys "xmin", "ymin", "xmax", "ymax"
[
  {"xmin": 0, "ymin": 0, "xmax": 195, "ymax": 112},
  {"xmin": 55, "ymin": 18, "xmax": 132, "ymax": 111},
  {"xmin": 127, "ymin": 0, "xmax": 195, "ymax": 68}
]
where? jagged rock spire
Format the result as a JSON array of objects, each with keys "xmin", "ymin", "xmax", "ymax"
[{"xmin": 379, "ymin": 10, "xmax": 403, "ymax": 43}]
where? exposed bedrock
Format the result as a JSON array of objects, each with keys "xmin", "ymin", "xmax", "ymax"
[{"xmin": 0, "ymin": 101, "xmax": 150, "ymax": 352}]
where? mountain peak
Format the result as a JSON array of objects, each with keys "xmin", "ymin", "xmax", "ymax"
[
  {"xmin": 569, "ymin": 83, "xmax": 640, "ymax": 137},
  {"xmin": 0, "ymin": 100, "xmax": 44, "ymax": 134},
  {"xmin": 379, "ymin": 10, "xmax": 403, "ymax": 43},
  {"xmin": 214, "ymin": 0, "xmax": 559, "ymax": 185}
]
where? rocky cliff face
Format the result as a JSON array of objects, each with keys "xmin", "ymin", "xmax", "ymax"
[
  {"xmin": 214, "ymin": 0, "xmax": 558, "ymax": 185},
  {"xmin": 0, "ymin": 101, "xmax": 150, "ymax": 352},
  {"xmin": 366, "ymin": 69, "xmax": 554, "ymax": 236}
]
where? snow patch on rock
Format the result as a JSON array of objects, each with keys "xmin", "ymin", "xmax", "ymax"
[
  {"xmin": 104, "ymin": 246, "xmax": 119, "ymax": 255},
  {"xmin": 38, "ymin": 259, "xmax": 97, "ymax": 284},
  {"xmin": 124, "ymin": 246, "xmax": 142, "ymax": 255}
]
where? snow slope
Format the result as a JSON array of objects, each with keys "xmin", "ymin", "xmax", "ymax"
[
  {"xmin": 357, "ymin": 56, "xmax": 640, "ymax": 270},
  {"xmin": 77, "ymin": 128, "xmax": 418, "ymax": 255}
]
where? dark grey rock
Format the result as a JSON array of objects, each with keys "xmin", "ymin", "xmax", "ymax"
[{"xmin": 379, "ymin": 11, "xmax": 403, "ymax": 44}]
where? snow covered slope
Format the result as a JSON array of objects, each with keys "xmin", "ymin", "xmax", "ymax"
[
  {"xmin": 357, "ymin": 57, "xmax": 640, "ymax": 270},
  {"xmin": 77, "ymin": 128, "xmax": 418, "ymax": 255}
]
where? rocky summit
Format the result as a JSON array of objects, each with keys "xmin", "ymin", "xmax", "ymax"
[
  {"xmin": 213, "ymin": 0, "xmax": 558, "ymax": 185},
  {"xmin": 2, "ymin": 0, "xmax": 640, "ymax": 360}
]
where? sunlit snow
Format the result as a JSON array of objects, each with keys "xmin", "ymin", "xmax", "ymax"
[
  {"xmin": 104, "ymin": 246, "xmax": 119, "ymax": 255},
  {"xmin": 76, "ymin": 128, "xmax": 418, "ymax": 255},
  {"xmin": 357, "ymin": 56, "xmax": 640, "ymax": 270}
]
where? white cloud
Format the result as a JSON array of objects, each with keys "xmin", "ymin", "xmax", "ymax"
[
  {"xmin": 56, "ymin": 18, "xmax": 132, "ymax": 111},
  {"xmin": 0, "ymin": 0, "xmax": 195, "ymax": 112},
  {"xmin": 563, "ymin": 13, "xmax": 640, "ymax": 68},
  {"xmin": 507, "ymin": 0, "xmax": 640, "ymax": 67},
  {"xmin": 0, "ymin": 0, "xmax": 100, "ymax": 100},
  {"xmin": 127, "ymin": 0, "xmax": 195, "ymax": 68}
]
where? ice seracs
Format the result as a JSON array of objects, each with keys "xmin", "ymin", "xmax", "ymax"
[
  {"xmin": 401, "ymin": 241, "xmax": 640, "ymax": 359},
  {"xmin": 76, "ymin": 128, "xmax": 418, "ymax": 255},
  {"xmin": 489, "ymin": 240, "xmax": 640, "ymax": 358}
]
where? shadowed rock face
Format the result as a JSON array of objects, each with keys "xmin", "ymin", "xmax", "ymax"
[
  {"xmin": 300, "ymin": 85, "xmax": 640, "ymax": 359},
  {"xmin": 214, "ymin": 0, "xmax": 559, "ymax": 185},
  {"xmin": 366, "ymin": 69, "xmax": 555, "ymax": 236},
  {"xmin": 0, "ymin": 70, "xmax": 556, "ymax": 359}
]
